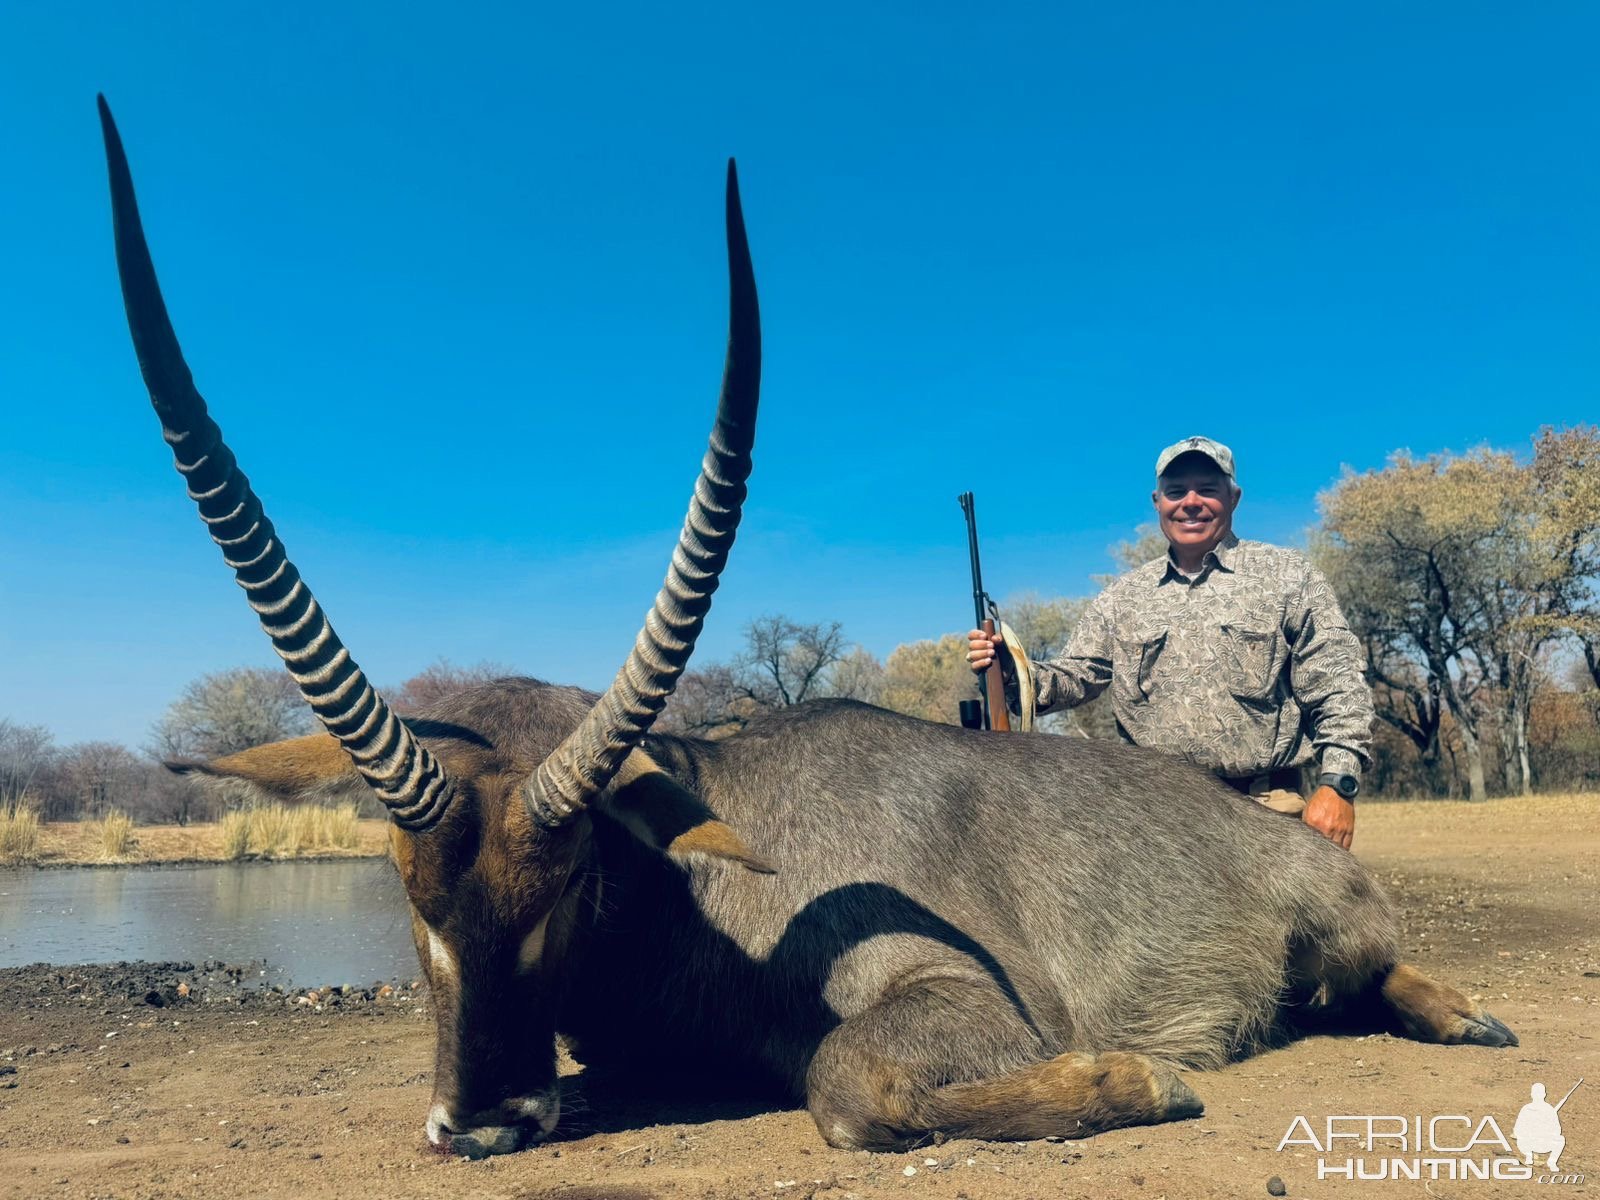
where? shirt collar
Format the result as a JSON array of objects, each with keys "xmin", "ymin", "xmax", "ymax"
[{"xmin": 1156, "ymin": 532, "xmax": 1240, "ymax": 585}]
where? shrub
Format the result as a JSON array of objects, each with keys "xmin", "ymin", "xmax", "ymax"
[
  {"xmin": 97, "ymin": 809, "xmax": 136, "ymax": 860},
  {"xmin": 0, "ymin": 800, "xmax": 41, "ymax": 863},
  {"xmin": 220, "ymin": 810, "xmax": 251, "ymax": 860},
  {"xmin": 249, "ymin": 805, "xmax": 295, "ymax": 858},
  {"xmin": 325, "ymin": 803, "xmax": 360, "ymax": 850}
]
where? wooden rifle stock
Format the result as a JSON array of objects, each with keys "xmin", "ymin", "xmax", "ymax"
[{"xmin": 981, "ymin": 617, "xmax": 1011, "ymax": 732}]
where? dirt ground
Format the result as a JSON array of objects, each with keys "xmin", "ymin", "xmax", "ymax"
[{"xmin": 1, "ymin": 795, "xmax": 1595, "ymax": 1200}]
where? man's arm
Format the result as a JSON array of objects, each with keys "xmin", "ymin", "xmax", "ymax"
[
  {"xmin": 1288, "ymin": 563, "xmax": 1374, "ymax": 775},
  {"xmin": 1029, "ymin": 589, "xmax": 1117, "ymax": 714},
  {"xmin": 1289, "ymin": 562, "xmax": 1374, "ymax": 848}
]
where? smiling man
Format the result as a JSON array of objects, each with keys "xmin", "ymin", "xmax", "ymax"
[{"xmin": 967, "ymin": 436, "xmax": 1373, "ymax": 848}]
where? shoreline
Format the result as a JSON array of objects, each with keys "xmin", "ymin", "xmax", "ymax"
[
  {"xmin": 2, "ymin": 817, "xmax": 392, "ymax": 870},
  {"xmin": 6, "ymin": 793, "xmax": 1595, "ymax": 870},
  {"xmin": 2, "ymin": 851, "xmax": 391, "ymax": 872}
]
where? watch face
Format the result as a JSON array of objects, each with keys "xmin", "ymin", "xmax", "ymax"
[{"xmin": 1321, "ymin": 773, "xmax": 1359, "ymax": 799}]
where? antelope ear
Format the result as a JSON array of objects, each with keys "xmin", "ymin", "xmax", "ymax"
[
  {"xmin": 167, "ymin": 732, "xmax": 365, "ymax": 805},
  {"xmin": 602, "ymin": 751, "xmax": 776, "ymax": 875}
]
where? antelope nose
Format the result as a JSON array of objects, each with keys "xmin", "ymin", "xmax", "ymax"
[{"xmin": 425, "ymin": 1094, "xmax": 560, "ymax": 1158}]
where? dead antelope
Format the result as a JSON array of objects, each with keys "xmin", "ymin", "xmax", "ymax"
[{"xmin": 99, "ymin": 98, "xmax": 1516, "ymax": 1160}]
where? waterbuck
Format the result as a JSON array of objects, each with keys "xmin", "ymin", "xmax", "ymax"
[{"xmin": 99, "ymin": 98, "xmax": 1517, "ymax": 1160}]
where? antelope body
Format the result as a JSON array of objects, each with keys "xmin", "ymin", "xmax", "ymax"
[{"xmin": 98, "ymin": 99, "xmax": 1517, "ymax": 1160}]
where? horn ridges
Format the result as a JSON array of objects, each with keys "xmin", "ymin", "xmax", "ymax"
[
  {"xmin": 526, "ymin": 160, "xmax": 760, "ymax": 827},
  {"xmin": 98, "ymin": 96, "xmax": 453, "ymax": 833}
]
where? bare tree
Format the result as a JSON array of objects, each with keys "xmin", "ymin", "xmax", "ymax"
[
  {"xmin": 389, "ymin": 659, "xmax": 517, "ymax": 713},
  {"xmin": 0, "ymin": 719, "xmax": 57, "ymax": 806},
  {"xmin": 662, "ymin": 616, "xmax": 872, "ymax": 735},
  {"xmin": 739, "ymin": 616, "xmax": 848, "ymax": 708},
  {"xmin": 137, "ymin": 762, "xmax": 219, "ymax": 826},
  {"xmin": 150, "ymin": 667, "xmax": 314, "ymax": 761},
  {"xmin": 55, "ymin": 742, "xmax": 149, "ymax": 820},
  {"xmin": 661, "ymin": 664, "xmax": 759, "ymax": 738}
]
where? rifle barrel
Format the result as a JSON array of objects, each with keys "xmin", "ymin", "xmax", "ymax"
[
  {"xmin": 957, "ymin": 491, "xmax": 1010, "ymax": 732},
  {"xmin": 960, "ymin": 492, "xmax": 987, "ymax": 629},
  {"xmin": 1554, "ymin": 1077, "xmax": 1583, "ymax": 1112}
]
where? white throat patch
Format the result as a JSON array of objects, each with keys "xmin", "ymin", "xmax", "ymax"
[{"xmin": 426, "ymin": 928, "xmax": 458, "ymax": 981}]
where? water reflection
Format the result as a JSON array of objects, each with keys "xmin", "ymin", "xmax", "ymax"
[{"xmin": 0, "ymin": 860, "xmax": 416, "ymax": 988}]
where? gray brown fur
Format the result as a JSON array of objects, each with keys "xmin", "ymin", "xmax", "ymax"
[{"xmin": 201, "ymin": 677, "xmax": 1514, "ymax": 1154}]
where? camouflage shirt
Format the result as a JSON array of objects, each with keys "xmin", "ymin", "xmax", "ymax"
[{"xmin": 1028, "ymin": 534, "xmax": 1372, "ymax": 781}]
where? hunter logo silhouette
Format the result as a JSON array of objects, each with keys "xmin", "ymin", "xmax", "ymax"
[{"xmin": 1514, "ymin": 1078, "xmax": 1581, "ymax": 1171}]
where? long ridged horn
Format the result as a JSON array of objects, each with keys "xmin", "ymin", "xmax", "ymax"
[
  {"xmin": 98, "ymin": 97, "xmax": 453, "ymax": 832},
  {"xmin": 525, "ymin": 161, "xmax": 760, "ymax": 826}
]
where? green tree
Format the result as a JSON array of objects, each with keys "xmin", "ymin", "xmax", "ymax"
[
  {"xmin": 1316, "ymin": 438, "xmax": 1595, "ymax": 798},
  {"xmin": 879, "ymin": 634, "xmax": 973, "ymax": 725},
  {"xmin": 1108, "ymin": 523, "xmax": 1170, "ymax": 575},
  {"xmin": 1317, "ymin": 453, "xmax": 1505, "ymax": 799},
  {"xmin": 1530, "ymin": 426, "xmax": 1600, "ymax": 691}
]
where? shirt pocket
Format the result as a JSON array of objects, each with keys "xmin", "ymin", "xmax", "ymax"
[
  {"xmin": 1112, "ymin": 629, "xmax": 1166, "ymax": 703},
  {"xmin": 1218, "ymin": 623, "xmax": 1281, "ymax": 701}
]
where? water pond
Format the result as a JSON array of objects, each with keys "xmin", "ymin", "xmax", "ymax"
[{"xmin": 0, "ymin": 859, "xmax": 417, "ymax": 988}]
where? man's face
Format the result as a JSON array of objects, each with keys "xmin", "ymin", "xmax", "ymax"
[{"xmin": 1152, "ymin": 459, "xmax": 1238, "ymax": 558}]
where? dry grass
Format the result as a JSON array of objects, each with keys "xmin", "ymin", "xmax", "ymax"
[
  {"xmin": 220, "ymin": 810, "xmax": 252, "ymax": 860},
  {"xmin": 223, "ymin": 802, "xmax": 363, "ymax": 859},
  {"xmin": 94, "ymin": 810, "xmax": 137, "ymax": 860},
  {"xmin": 233, "ymin": 803, "xmax": 360, "ymax": 857},
  {"xmin": 0, "ymin": 800, "xmax": 42, "ymax": 864},
  {"xmin": 212, "ymin": 809, "xmax": 368, "ymax": 864},
  {"xmin": 29, "ymin": 811, "xmax": 388, "ymax": 866}
]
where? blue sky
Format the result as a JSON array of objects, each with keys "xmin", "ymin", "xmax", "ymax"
[{"xmin": 2, "ymin": 3, "xmax": 1597, "ymax": 747}]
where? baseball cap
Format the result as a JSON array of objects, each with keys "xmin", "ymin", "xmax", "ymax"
[{"xmin": 1155, "ymin": 435, "xmax": 1236, "ymax": 485}]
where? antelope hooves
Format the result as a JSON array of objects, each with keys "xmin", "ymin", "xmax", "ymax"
[
  {"xmin": 1155, "ymin": 1067, "xmax": 1205, "ymax": 1120},
  {"xmin": 1456, "ymin": 1010, "xmax": 1519, "ymax": 1048}
]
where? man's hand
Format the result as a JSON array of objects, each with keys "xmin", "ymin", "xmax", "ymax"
[
  {"xmin": 1303, "ymin": 785, "xmax": 1355, "ymax": 850},
  {"xmin": 967, "ymin": 628, "xmax": 998, "ymax": 673}
]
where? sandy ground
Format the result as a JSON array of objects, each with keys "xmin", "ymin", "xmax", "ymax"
[
  {"xmin": 21, "ymin": 819, "xmax": 390, "ymax": 867},
  {"xmin": 1, "ymin": 795, "xmax": 1595, "ymax": 1200}
]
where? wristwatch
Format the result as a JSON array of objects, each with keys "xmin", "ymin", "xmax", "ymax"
[{"xmin": 1317, "ymin": 772, "xmax": 1360, "ymax": 801}]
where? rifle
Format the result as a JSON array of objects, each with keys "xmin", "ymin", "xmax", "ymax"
[
  {"xmin": 958, "ymin": 492, "xmax": 1011, "ymax": 732},
  {"xmin": 1554, "ymin": 1078, "xmax": 1583, "ymax": 1112}
]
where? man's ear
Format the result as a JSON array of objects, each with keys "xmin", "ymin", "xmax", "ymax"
[
  {"xmin": 602, "ymin": 751, "xmax": 776, "ymax": 875},
  {"xmin": 167, "ymin": 732, "xmax": 365, "ymax": 805}
]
